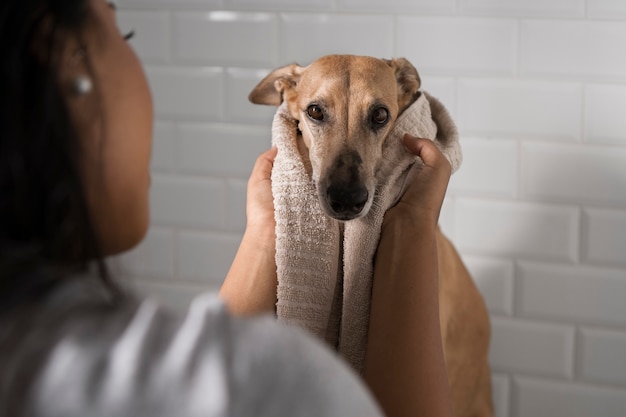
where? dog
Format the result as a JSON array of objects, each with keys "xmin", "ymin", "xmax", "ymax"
[{"xmin": 249, "ymin": 54, "xmax": 493, "ymax": 417}]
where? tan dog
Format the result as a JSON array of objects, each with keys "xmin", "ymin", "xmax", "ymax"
[{"xmin": 249, "ymin": 55, "xmax": 493, "ymax": 417}]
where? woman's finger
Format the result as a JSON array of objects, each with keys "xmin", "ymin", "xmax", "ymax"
[
  {"xmin": 250, "ymin": 146, "xmax": 278, "ymax": 182},
  {"xmin": 402, "ymin": 135, "xmax": 450, "ymax": 170}
]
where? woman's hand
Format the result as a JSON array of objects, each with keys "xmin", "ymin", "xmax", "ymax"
[
  {"xmin": 365, "ymin": 134, "xmax": 454, "ymax": 417},
  {"xmin": 245, "ymin": 146, "xmax": 278, "ymax": 236},
  {"xmin": 385, "ymin": 134, "xmax": 452, "ymax": 228},
  {"xmin": 219, "ymin": 147, "xmax": 279, "ymax": 316}
]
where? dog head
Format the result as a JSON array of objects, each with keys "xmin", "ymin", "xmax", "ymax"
[{"xmin": 249, "ymin": 55, "xmax": 421, "ymax": 221}]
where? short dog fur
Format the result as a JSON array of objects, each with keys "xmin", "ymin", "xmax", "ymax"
[{"xmin": 249, "ymin": 54, "xmax": 493, "ymax": 417}]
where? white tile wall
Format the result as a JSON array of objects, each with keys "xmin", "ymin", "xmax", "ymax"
[
  {"xmin": 457, "ymin": 79, "xmax": 582, "ymax": 139},
  {"xmin": 515, "ymin": 377, "xmax": 626, "ymax": 417},
  {"xmin": 585, "ymin": 84, "xmax": 626, "ymax": 145},
  {"xmin": 490, "ymin": 375, "xmax": 510, "ymax": 417},
  {"xmin": 583, "ymin": 208, "xmax": 626, "ymax": 267},
  {"xmin": 146, "ymin": 66, "xmax": 223, "ymax": 120},
  {"xmin": 521, "ymin": 143, "xmax": 626, "ymax": 206},
  {"xmin": 177, "ymin": 231, "xmax": 241, "ymax": 285},
  {"xmin": 397, "ymin": 17, "xmax": 518, "ymax": 76},
  {"xmin": 224, "ymin": 68, "xmax": 277, "ymax": 124},
  {"xmin": 490, "ymin": 317, "xmax": 575, "ymax": 378},
  {"xmin": 225, "ymin": 179, "xmax": 247, "ymax": 232},
  {"xmin": 151, "ymin": 121, "xmax": 176, "ymax": 172},
  {"xmin": 149, "ymin": 175, "xmax": 224, "ymax": 228},
  {"xmin": 455, "ymin": 198, "xmax": 579, "ymax": 262},
  {"xmin": 131, "ymin": 279, "xmax": 213, "ymax": 311},
  {"xmin": 339, "ymin": 0, "xmax": 456, "ymax": 13},
  {"xmin": 279, "ymin": 14, "xmax": 394, "ymax": 64},
  {"xmin": 120, "ymin": 0, "xmax": 222, "ymax": 8},
  {"xmin": 587, "ymin": 0, "xmax": 626, "ymax": 19},
  {"xmin": 174, "ymin": 12, "xmax": 277, "ymax": 67},
  {"xmin": 461, "ymin": 0, "xmax": 586, "ymax": 17},
  {"xmin": 448, "ymin": 137, "xmax": 518, "ymax": 197},
  {"xmin": 580, "ymin": 327, "xmax": 626, "ymax": 385},
  {"xmin": 464, "ymin": 256, "xmax": 515, "ymax": 315},
  {"xmin": 420, "ymin": 77, "xmax": 456, "ymax": 115},
  {"xmin": 117, "ymin": 227, "xmax": 175, "ymax": 279},
  {"xmin": 117, "ymin": 10, "xmax": 171, "ymax": 63},
  {"xmin": 228, "ymin": 0, "xmax": 334, "ymax": 12},
  {"xmin": 518, "ymin": 262, "xmax": 626, "ymax": 327},
  {"xmin": 521, "ymin": 20, "xmax": 626, "ymax": 81},
  {"xmin": 117, "ymin": 2, "xmax": 626, "ymax": 415},
  {"xmin": 177, "ymin": 123, "xmax": 270, "ymax": 177}
]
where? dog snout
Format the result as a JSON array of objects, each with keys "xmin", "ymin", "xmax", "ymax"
[{"xmin": 327, "ymin": 183, "xmax": 369, "ymax": 219}]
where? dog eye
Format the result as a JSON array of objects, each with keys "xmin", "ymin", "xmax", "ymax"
[
  {"xmin": 371, "ymin": 107, "xmax": 389, "ymax": 125},
  {"xmin": 307, "ymin": 104, "xmax": 324, "ymax": 121}
]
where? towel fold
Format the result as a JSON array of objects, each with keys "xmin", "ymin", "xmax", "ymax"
[{"xmin": 271, "ymin": 91, "xmax": 461, "ymax": 372}]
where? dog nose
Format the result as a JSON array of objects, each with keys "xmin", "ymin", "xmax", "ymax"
[{"xmin": 327, "ymin": 184, "xmax": 369, "ymax": 217}]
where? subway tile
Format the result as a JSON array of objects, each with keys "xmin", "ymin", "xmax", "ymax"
[
  {"xmin": 521, "ymin": 20, "xmax": 626, "ymax": 81},
  {"xmin": 174, "ymin": 12, "xmax": 276, "ymax": 67},
  {"xmin": 279, "ymin": 14, "xmax": 394, "ymax": 65},
  {"xmin": 151, "ymin": 121, "xmax": 176, "ymax": 173},
  {"xmin": 583, "ymin": 208, "xmax": 626, "ymax": 267},
  {"xmin": 455, "ymin": 199, "xmax": 579, "ymax": 262},
  {"xmin": 461, "ymin": 0, "xmax": 585, "ymax": 17},
  {"xmin": 491, "ymin": 374, "xmax": 510, "ymax": 417},
  {"xmin": 457, "ymin": 79, "xmax": 582, "ymax": 140},
  {"xmin": 177, "ymin": 231, "xmax": 241, "ymax": 285},
  {"xmin": 490, "ymin": 317, "xmax": 575, "ymax": 378},
  {"xmin": 585, "ymin": 84, "xmax": 626, "ymax": 145},
  {"xmin": 131, "ymin": 279, "xmax": 210, "ymax": 312},
  {"xmin": 150, "ymin": 174, "xmax": 224, "ymax": 229},
  {"xmin": 521, "ymin": 142, "xmax": 626, "ymax": 207},
  {"xmin": 227, "ymin": 0, "xmax": 333, "ymax": 10},
  {"xmin": 116, "ymin": 228, "xmax": 175, "ymax": 279},
  {"xmin": 587, "ymin": 0, "xmax": 626, "ymax": 19},
  {"xmin": 518, "ymin": 261, "xmax": 626, "ymax": 327},
  {"xmin": 514, "ymin": 377, "xmax": 626, "ymax": 417},
  {"xmin": 580, "ymin": 328, "xmax": 626, "ymax": 385},
  {"xmin": 397, "ymin": 17, "xmax": 517, "ymax": 76},
  {"xmin": 339, "ymin": 0, "xmax": 455, "ymax": 13},
  {"xmin": 177, "ymin": 123, "xmax": 270, "ymax": 177},
  {"xmin": 225, "ymin": 180, "xmax": 247, "ymax": 233},
  {"xmin": 119, "ymin": 0, "xmax": 222, "ymax": 8},
  {"xmin": 146, "ymin": 66, "xmax": 223, "ymax": 120},
  {"xmin": 448, "ymin": 137, "xmax": 518, "ymax": 198},
  {"xmin": 225, "ymin": 68, "xmax": 277, "ymax": 125},
  {"xmin": 463, "ymin": 256, "xmax": 515, "ymax": 315},
  {"xmin": 117, "ymin": 10, "xmax": 171, "ymax": 63},
  {"xmin": 420, "ymin": 77, "xmax": 456, "ymax": 118}
]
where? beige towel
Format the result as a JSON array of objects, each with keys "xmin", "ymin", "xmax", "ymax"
[{"xmin": 271, "ymin": 91, "xmax": 461, "ymax": 373}]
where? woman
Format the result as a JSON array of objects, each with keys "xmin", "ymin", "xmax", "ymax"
[{"xmin": 0, "ymin": 0, "xmax": 453, "ymax": 416}]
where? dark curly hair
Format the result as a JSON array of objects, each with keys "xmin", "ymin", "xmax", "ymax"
[{"xmin": 0, "ymin": 0, "xmax": 120, "ymax": 311}]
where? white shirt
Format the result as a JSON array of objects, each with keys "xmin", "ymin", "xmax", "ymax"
[{"xmin": 0, "ymin": 280, "xmax": 383, "ymax": 417}]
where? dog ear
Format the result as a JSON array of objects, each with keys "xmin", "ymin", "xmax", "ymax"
[
  {"xmin": 385, "ymin": 58, "xmax": 421, "ymax": 112},
  {"xmin": 248, "ymin": 63, "xmax": 305, "ymax": 106}
]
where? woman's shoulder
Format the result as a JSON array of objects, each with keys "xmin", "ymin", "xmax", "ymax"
[{"xmin": 3, "ymin": 286, "xmax": 382, "ymax": 417}]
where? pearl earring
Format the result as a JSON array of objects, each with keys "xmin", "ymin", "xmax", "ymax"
[{"xmin": 72, "ymin": 75, "xmax": 93, "ymax": 96}]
